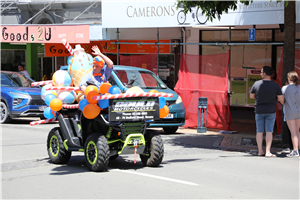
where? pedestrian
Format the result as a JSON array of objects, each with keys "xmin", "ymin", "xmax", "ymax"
[
  {"xmin": 250, "ymin": 66, "xmax": 284, "ymax": 157},
  {"xmin": 79, "ymin": 45, "xmax": 114, "ymax": 92},
  {"xmin": 281, "ymin": 71, "xmax": 300, "ymax": 157},
  {"xmin": 281, "ymin": 80, "xmax": 293, "ymax": 153},
  {"xmin": 18, "ymin": 65, "xmax": 30, "ymax": 77}
]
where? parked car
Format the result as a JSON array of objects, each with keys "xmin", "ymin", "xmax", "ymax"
[
  {"xmin": 108, "ymin": 65, "xmax": 185, "ymax": 133},
  {"xmin": 1, "ymin": 71, "xmax": 47, "ymax": 123}
]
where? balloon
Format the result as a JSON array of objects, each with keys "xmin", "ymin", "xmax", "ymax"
[
  {"xmin": 79, "ymin": 99, "xmax": 89, "ymax": 111},
  {"xmin": 41, "ymin": 84, "xmax": 57, "ymax": 100},
  {"xmin": 84, "ymin": 85, "xmax": 99, "ymax": 97},
  {"xmin": 49, "ymin": 98, "xmax": 63, "ymax": 111},
  {"xmin": 159, "ymin": 105, "xmax": 169, "ymax": 118},
  {"xmin": 83, "ymin": 104, "xmax": 101, "ymax": 119},
  {"xmin": 148, "ymin": 89, "xmax": 158, "ymax": 93},
  {"xmin": 45, "ymin": 94, "xmax": 57, "ymax": 106},
  {"xmin": 100, "ymin": 83, "xmax": 112, "ymax": 94},
  {"xmin": 57, "ymin": 90, "xmax": 76, "ymax": 104},
  {"xmin": 43, "ymin": 107, "xmax": 55, "ymax": 119},
  {"xmin": 52, "ymin": 70, "xmax": 72, "ymax": 87},
  {"xmin": 159, "ymin": 97, "xmax": 166, "ymax": 109},
  {"xmin": 98, "ymin": 94, "xmax": 109, "ymax": 109},
  {"xmin": 126, "ymin": 86, "xmax": 144, "ymax": 93},
  {"xmin": 86, "ymin": 90, "xmax": 99, "ymax": 104},
  {"xmin": 108, "ymin": 86, "xmax": 121, "ymax": 94}
]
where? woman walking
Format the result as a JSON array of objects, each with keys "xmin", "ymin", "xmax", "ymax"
[{"xmin": 282, "ymin": 71, "xmax": 300, "ymax": 157}]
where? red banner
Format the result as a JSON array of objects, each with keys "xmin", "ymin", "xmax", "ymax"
[{"xmin": 44, "ymin": 40, "xmax": 170, "ymax": 57}]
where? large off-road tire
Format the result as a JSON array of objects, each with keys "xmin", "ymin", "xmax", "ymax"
[
  {"xmin": 140, "ymin": 130, "xmax": 164, "ymax": 167},
  {"xmin": 0, "ymin": 101, "xmax": 11, "ymax": 123},
  {"xmin": 84, "ymin": 133, "xmax": 110, "ymax": 172},
  {"xmin": 47, "ymin": 127, "xmax": 71, "ymax": 164},
  {"xmin": 163, "ymin": 126, "xmax": 178, "ymax": 134}
]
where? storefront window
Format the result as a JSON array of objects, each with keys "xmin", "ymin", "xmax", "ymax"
[
  {"xmin": 274, "ymin": 29, "xmax": 284, "ymax": 41},
  {"xmin": 230, "ymin": 45, "xmax": 271, "ymax": 77},
  {"xmin": 159, "ymin": 54, "xmax": 175, "ymax": 89},
  {"xmin": 202, "ymin": 31, "xmax": 229, "ymax": 42},
  {"xmin": 1, "ymin": 50, "xmax": 26, "ymax": 71}
]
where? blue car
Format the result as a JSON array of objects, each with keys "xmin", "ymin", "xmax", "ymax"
[
  {"xmin": 108, "ymin": 65, "xmax": 186, "ymax": 133},
  {"xmin": 1, "ymin": 71, "xmax": 47, "ymax": 123}
]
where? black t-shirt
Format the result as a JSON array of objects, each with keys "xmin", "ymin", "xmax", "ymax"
[{"xmin": 250, "ymin": 80, "xmax": 282, "ymax": 114}]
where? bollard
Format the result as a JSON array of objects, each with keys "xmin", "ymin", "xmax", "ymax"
[{"xmin": 197, "ymin": 97, "xmax": 207, "ymax": 133}]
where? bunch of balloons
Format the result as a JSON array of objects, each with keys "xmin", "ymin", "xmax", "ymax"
[
  {"xmin": 79, "ymin": 83, "xmax": 122, "ymax": 119},
  {"xmin": 42, "ymin": 70, "xmax": 75, "ymax": 119}
]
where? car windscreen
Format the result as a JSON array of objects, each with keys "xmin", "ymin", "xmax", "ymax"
[
  {"xmin": 114, "ymin": 70, "xmax": 167, "ymax": 89},
  {"xmin": 1, "ymin": 73, "xmax": 33, "ymax": 87}
]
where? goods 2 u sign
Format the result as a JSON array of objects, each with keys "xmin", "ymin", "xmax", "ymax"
[{"xmin": 108, "ymin": 97, "xmax": 159, "ymax": 122}]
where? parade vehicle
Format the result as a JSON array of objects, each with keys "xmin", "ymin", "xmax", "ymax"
[
  {"xmin": 109, "ymin": 65, "xmax": 186, "ymax": 134},
  {"xmin": 0, "ymin": 71, "xmax": 46, "ymax": 123},
  {"xmin": 46, "ymin": 81, "xmax": 167, "ymax": 172}
]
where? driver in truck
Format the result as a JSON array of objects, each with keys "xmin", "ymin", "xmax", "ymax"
[{"xmin": 79, "ymin": 45, "xmax": 114, "ymax": 92}]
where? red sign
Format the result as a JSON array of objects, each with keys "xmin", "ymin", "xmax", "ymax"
[
  {"xmin": 0, "ymin": 25, "xmax": 90, "ymax": 44},
  {"xmin": 45, "ymin": 40, "xmax": 170, "ymax": 57}
]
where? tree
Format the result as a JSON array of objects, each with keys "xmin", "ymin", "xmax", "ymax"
[{"xmin": 176, "ymin": 0, "xmax": 296, "ymax": 86}]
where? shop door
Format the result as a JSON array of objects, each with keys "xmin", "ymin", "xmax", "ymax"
[{"xmin": 38, "ymin": 55, "xmax": 54, "ymax": 81}]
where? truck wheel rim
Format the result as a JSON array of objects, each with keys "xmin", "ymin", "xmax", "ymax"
[
  {"xmin": 50, "ymin": 135, "xmax": 59, "ymax": 157},
  {"xmin": 86, "ymin": 141, "xmax": 97, "ymax": 165}
]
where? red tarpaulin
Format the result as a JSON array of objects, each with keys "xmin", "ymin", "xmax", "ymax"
[
  {"xmin": 276, "ymin": 48, "xmax": 300, "ymax": 134},
  {"xmin": 119, "ymin": 52, "xmax": 157, "ymax": 75},
  {"xmin": 175, "ymin": 52, "xmax": 232, "ymax": 130}
]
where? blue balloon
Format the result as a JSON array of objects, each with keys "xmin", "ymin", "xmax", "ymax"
[
  {"xmin": 98, "ymin": 98, "xmax": 109, "ymax": 109},
  {"xmin": 79, "ymin": 99, "xmax": 89, "ymax": 111},
  {"xmin": 45, "ymin": 94, "xmax": 57, "ymax": 106},
  {"xmin": 108, "ymin": 86, "xmax": 121, "ymax": 94},
  {"xmin": 44, "ymin": 107, "xmax": 55, "ymax": 119},
  {"xmin": 159, "ymin": 97, "xmax": 166, "ymax": 109}
]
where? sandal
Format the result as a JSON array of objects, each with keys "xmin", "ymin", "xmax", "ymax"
[{"xmin": 265, "ymin": 154, "xmax": 277, "ymax": 157}]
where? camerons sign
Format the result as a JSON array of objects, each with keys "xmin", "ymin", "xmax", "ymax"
[
  {"xmin": 109, "ymin": 97, "xmax": 159, "ymax": 122},
  {"xmin": 0, "ymin": 25, "xmax": 89, "ymax": 43}
]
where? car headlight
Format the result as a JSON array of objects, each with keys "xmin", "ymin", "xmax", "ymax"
[
  {"xmin": 175, "ymin": 95, "xmax": 183, "ymax": 104},
  {"xmin": 9, "ymin": 91, "xmax": 31, "ymax": 98}
]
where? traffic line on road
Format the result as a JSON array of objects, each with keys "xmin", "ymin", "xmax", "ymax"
[{"xmin": 111, "ymin": 169, "xmax": 199, "ymax": 186}]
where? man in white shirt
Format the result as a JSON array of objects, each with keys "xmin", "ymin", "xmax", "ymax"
[{"xmin": 18, "ymin": 65, "xmax": 30, "ymax": 77}]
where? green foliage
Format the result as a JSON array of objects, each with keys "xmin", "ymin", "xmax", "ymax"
[{"xmin": 176, "ymin": 0, "xmax": 289, "ymax": 21}]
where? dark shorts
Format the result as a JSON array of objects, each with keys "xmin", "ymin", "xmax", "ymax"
[{"xmin": 255, "ymin": 113, "xmax": 276, "ymax": 133}]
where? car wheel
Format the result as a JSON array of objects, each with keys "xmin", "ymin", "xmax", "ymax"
[
  {"xmin": 84, "ymin": 133, "xmax": 110, "ymax": 172},
  {"xmin": 140, "ymin": 130, "xmax": 164, "ymax": 167},
  {"xmin": 0, "ymin": 101, "xmax": 11, "ymax": 124},
  {"xmin": 163, "ymin": 126, "xmax": 178, "ymax": 134},
  {"xmin": 47, "ymin": 127, "xmax": 71, "ymax": 164}
]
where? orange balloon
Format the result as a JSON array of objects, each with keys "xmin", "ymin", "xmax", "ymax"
[
  {"xmin": 83, "ymin": 104, "xmax": 101, "ymax": 119},
  {"xmin": 149, "ymin": 89, "xmax": 158, "ymax": 93},
  {"xmin": 99, "ymin": 83, "xmax": 111, "ymax": 94},
  {"xmin": 86, "ymin": 90, "xmax": 99, "ymax": 104},
  {"xmin": 84, "ymin": 85, "xmax": 99, "ymax": 97},
  {"xmin": 159, "ymin": 105, "xmax": 169, "ymax": 118},
  {"xmin": 49, "ymin": 98, "xmax": 63, "ymax": 111}
]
